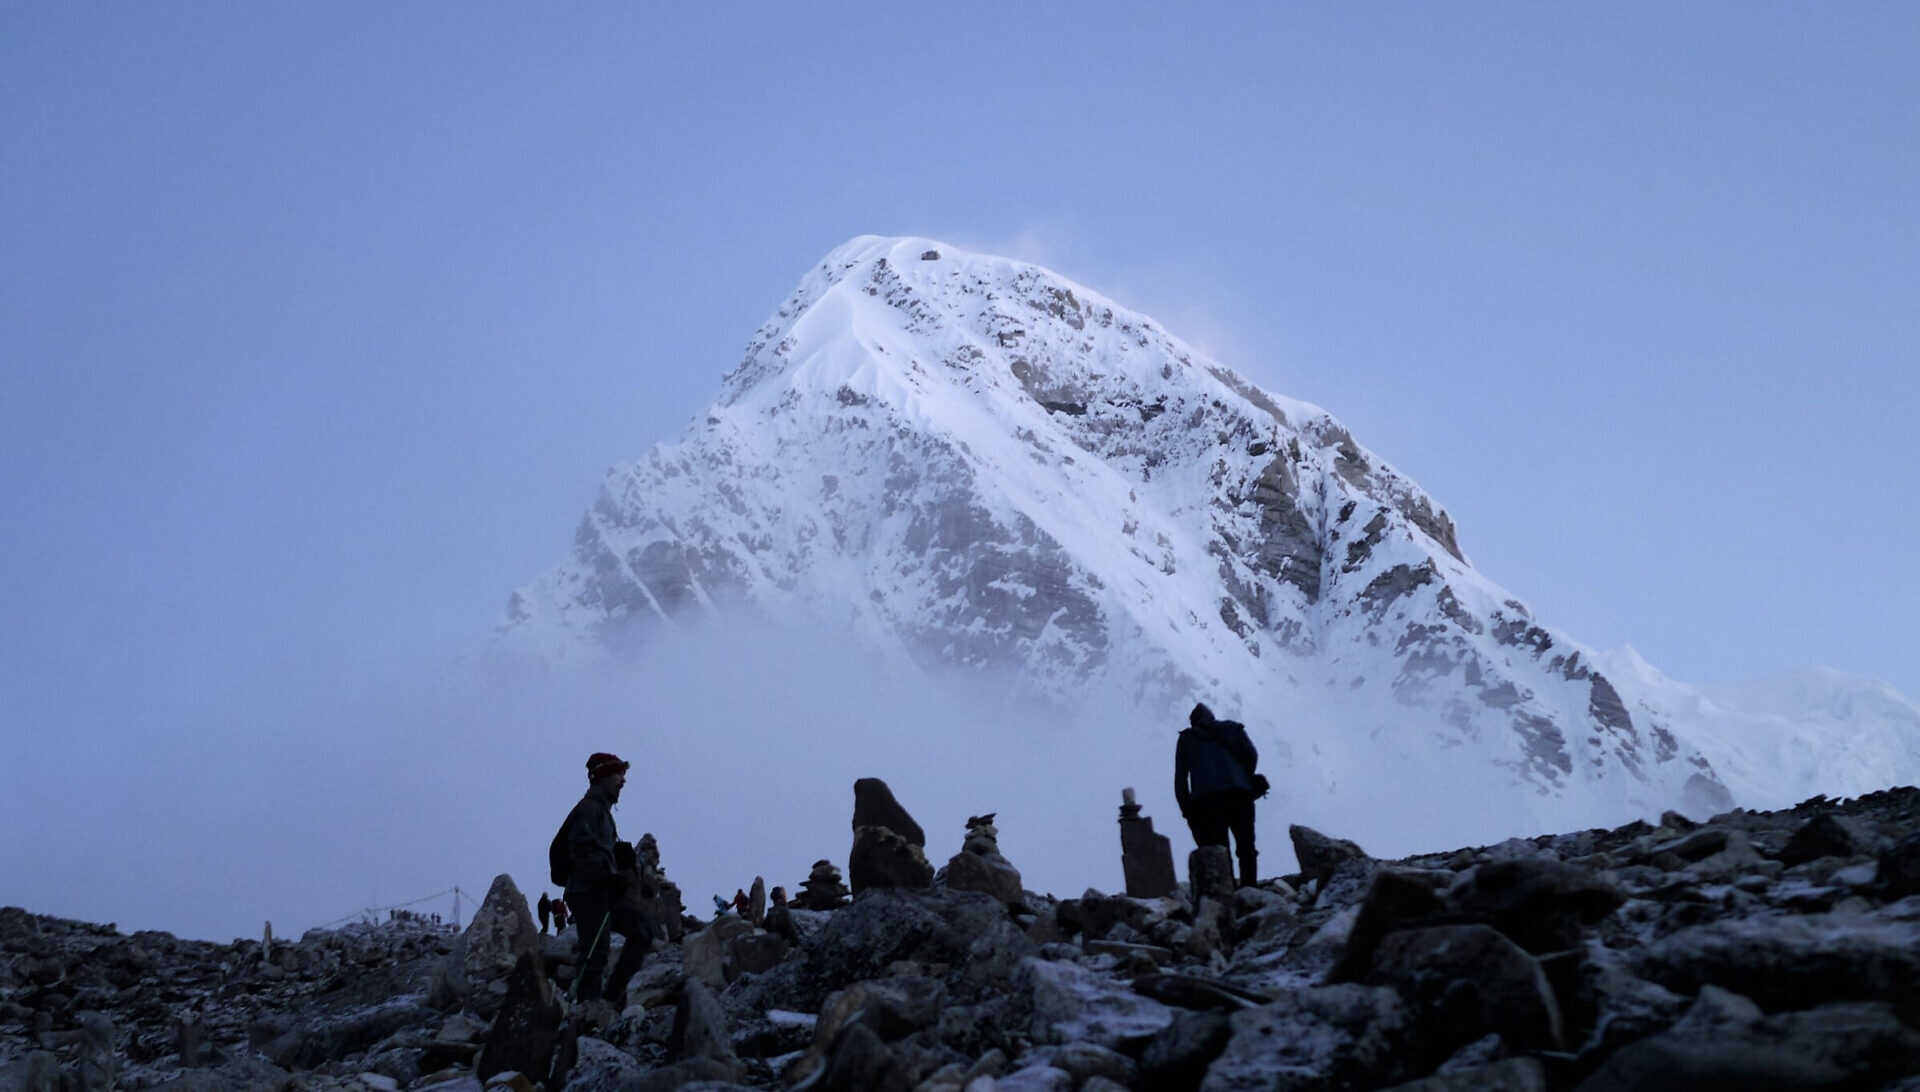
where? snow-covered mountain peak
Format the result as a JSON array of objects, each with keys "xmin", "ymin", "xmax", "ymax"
[{"xmin": 507, "ymin": 236, "xmax": 1919, "ymax": 831}]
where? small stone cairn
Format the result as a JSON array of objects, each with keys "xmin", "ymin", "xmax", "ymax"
[
  {"xmin": 625, "ymin": 832, "xmax": 687, "ymax": 941},
  {"xmin": 943, "ymin": 812, "xmax": 1025, "ymax": 905},
  {"xmin": 1117, "ymin": 786, "xmax": 1177, "ymax": 898},
  {"xmin": 790, "ymin": 859, "xmax": 850, "ymax": 910}
]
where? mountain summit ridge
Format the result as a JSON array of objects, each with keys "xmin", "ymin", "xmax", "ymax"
[{"xmin": 507, "ymin": 235, "xmax": 1918, "ymax": 825}]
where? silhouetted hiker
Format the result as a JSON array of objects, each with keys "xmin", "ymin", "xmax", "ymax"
[
  {"xmin": 1175, "ymin": 701, "xmax": 1266, "ymax": 887},
  {"xmin": 537, "ymin": 893, "xmax": 552, "ymax": 935},
  {"xmin": 551, "ymin": 899, "xmax": 568, "ymax": 932},
  {"xmin": 551, "ymin": 752, "xmax": 650, "ymax": 1004}
]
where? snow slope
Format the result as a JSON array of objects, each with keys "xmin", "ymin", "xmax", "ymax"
[{"xmin": 507, "ymin": 235, "xmax": 1919, "ymax": 833}]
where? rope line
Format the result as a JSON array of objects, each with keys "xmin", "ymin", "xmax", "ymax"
[{"xmin": 311, "ymin": 885, "xmax": 476, "ymax": 931}]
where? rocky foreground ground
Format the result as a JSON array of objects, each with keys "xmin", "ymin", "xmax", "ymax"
[{"xmin": 5, "ymin": 783, "xmax": 1920, "ymax": 1091}]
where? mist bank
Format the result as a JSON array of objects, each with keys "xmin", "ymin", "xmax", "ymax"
[{"xmin": 3, "ymin": 614, "xmax": 1716, "ymax": 943}]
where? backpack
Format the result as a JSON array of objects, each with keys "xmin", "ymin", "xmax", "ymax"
[
  {"xmin": 1210, "ymin": 719, "xmax": 1271, "ymax": 799},
  {"xmin": 549, "ymin": 819, "xmax": 571, "ymax": 888}
]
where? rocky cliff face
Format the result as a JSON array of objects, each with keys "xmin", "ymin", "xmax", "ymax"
[
  {"xmin": 504, "ymin": 236, "xmax": 1811, "ymax": 822},
  {"xmin": 6, "ymin": 785, "xmax": 1919, "ymax": 1090}
]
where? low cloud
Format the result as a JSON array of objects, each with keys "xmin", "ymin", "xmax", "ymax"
[{"xmin": 4, "ymin": 608, "xmax": 1669, "ymax": 943}]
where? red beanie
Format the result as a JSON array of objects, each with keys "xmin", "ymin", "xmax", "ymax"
[{"xmin": 586, "ymin": 752, "xmax": 629, "ymax": 781}]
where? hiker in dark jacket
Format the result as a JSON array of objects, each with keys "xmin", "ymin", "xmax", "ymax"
[
  {"xmin": 1175, "ymin": 702, "xmax": 1261, "ymax": 887},
  {"xmin": 537, "ymin": 892, "xmax": 552, "ymax": 935},
  {"xmin": 558, "ymin": 751, "xmax": 650, "ymax": 1004}
]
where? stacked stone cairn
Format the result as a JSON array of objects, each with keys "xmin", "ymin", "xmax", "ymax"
[
  {"xmin": 790, "ymin": 860, "xmax": 850, "ymax": 911},
  {"xmin": 1117, "ymin": 786, "xmax": 1177, "ymax": 899},
  {"xmin": 8, "ymin": 784, "xmax": 1920, "ymax": 1090},
  {"xmin": 624, "ymin": 832, "xmax": 687, "ymax": 943},
  {"xmin": 941, "ymin": 812, "xmax": 1026, "ymax": 907},
  {"xmin": 848, "ymin": 776, "xmax": 935, "ymax": 894}
]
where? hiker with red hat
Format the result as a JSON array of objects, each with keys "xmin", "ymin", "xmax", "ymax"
[{"xmin": 549, "ymin": 751, "xmax": 650, "ymax": 1009}]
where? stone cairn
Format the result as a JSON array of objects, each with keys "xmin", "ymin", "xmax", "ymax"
[
  {"xmin": 789, "ymin": 859, "xmax": 849, "ymax": 910},
  {"xmin": 626, "ymin": 832, "xmax": 687, "ymax": 942},
  {"xmin": 1117, "ymin": 786, "xmax": 1177, "ymax": 898},
  {"xmin": 848, "ymin": 776, "xmax": 935, "ymax": 894},
  {"xmin": 943, "ymin": 812, "xmax": 1025, "ymax": 905}
]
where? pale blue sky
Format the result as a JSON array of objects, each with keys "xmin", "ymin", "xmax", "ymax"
[{"xmin": 3, "ymin": 4, "xmax": 1916, "ymax": 937}]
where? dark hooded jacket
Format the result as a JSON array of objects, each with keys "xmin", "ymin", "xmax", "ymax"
[
  {"xmin": 1175, "ymin": 704, "xmax": 1258, "ymax": 813},
  {"xmin": 561, "ymin": 781, "xmax": 622, "ymax": 895}
]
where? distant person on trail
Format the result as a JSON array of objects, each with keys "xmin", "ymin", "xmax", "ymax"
[
  {"xmin": 1175, "ymin": 702, "xmax": 1266, "ymax": 888},
  {"xmin": 552, "ymin": 752, "xmax": 650, "ymax": 1005},
  {"xmin": 551, "ymin": 899, "xmax": 568, "ymax": 932},
  {"xmin": 537, "ymin": 893, "xmax": 552, "ymax": 934}
]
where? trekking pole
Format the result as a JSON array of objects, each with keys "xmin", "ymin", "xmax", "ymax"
[{"xmin": 567, "ymin": 912, "xmax": 613, "ymax": 1005}]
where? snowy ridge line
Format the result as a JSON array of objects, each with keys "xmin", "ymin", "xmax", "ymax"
[{"xmin": 504, "ymin": 234, "xmax": 1920, "ymax": 840}]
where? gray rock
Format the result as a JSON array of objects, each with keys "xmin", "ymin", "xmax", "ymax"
[
  {"xmin": 1632, "ymin": 909, "xmax": 1920, "ymax": 1012},
  {"xmin": 1200, "ymin": 984, "xmax": 1413, "ymax": 1092},
  {"xmin": 1189, "ymin": 846, "xmax": 1235, "ymax": 902},
  {"xmin": 945, "ymin": 845, "xmax": 1025, "ymax": 905},
  {"xmin": 1447, "ymin": 857, "xmax": 1625, "ymax": 953},
  {"xmin": 1289, "ymin": 825, "xmax": 1370, "ymax": 889},
  {"xmin": 1881, "ymin": 831, "xmax": 1920, "ymax": 896},
  {"xmin": 1369, "ymin": 924, "xmax": 1564, "ymax": 1051},
  {"xmin": 682, "ymin": 914, "xmax": 754, "ymax": 988},
  {"xmin": 1573, "ymin": 992, "xmax": 1920, "ymax": 1092},
  {"xmin": 1379, "ymin": 1056, "xmax": 1546, "ymax": 1092},
  {"xmin": 1328, "ymin": 868, "xmax": 1446, "ymax": 982},
  {"xmin": 1029, "ymin": 1040, "xmax": 1136, "ymax": 1085},
  {"xmin": 997, "ymin": 1064, "xmax": 1073, "ymax": 1092},
  {"xmin": 1778, "ymin": 813, "xmax": 1857, "ymax": 866},
  {"xmin": 476, "ymin": 952, "xmax": 565, "ymax": 1084},
  {"xmin": 464, "ymin": 874, "xmax": 542, "ymax": 994},
  {"xmin": 747, "ymin": 877, "xmax": 767, "ymax": 927},
  {"xmin": 726, "ymin": 929, "xmax": 789, "ymax": 978},
  {"xmin": 1137, "ymin": 1010, "xmax": 1233, "ymax": 1092},
  {"xmin": 676, "ymin": 977, "xmax": 738, "ymax": 1070},
  {"xmin": 562, "ymin": 1036, "xmax": 650, "ymax": 1091},
  {"xmin": 819, "ymin": 1020, "xmax": 915, "ymax": 1091},
  {"xmin": 1017, "ymin": 956, "xmax": 1175, "ymax": 1048}
]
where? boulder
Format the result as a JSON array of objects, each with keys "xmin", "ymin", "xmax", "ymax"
[
  {"xmin": 1573, "ymin": 988, "xmax": 1920, "ymax": 1092},
  {"xmin": 1026, "ymin": 1040, "xmax": 1136, "ymax": 1086},
  {"xmin": 1777, "ymin": 813, "xmax": 1858, "ymax": 866},
  {"xmin": 747, "ymin": 876, "xmax": 766, "ymax": 926},
  {"xmin": 1188, "ymin": 846, "xmax": 1234, "ymax": 903},
  {"xmin": 1631, "ymin": 909, "xmax": 1920, "ymax": 1013},
  {"xmin": 945, "ymin": 846, "xmax": 1024, "ymax": 906},
  {"xmin": 1290, "ymin": 825, "xmax": 1370, "ymax": 890},
  {"xmin": 560, "ymin": 1036, "xmax": 648, "ymax": 1091},
  {"xmin": 462, "ymin": 875, "xmax": 542, "ymax": 1001},
  {"xmin": 1138, "ymin": 1009, "xmax": 1234, "ymax": 1092},
  {"xmin": 853, "ymin": 777, "xmax": 926, "ymax": 846},
  {"xmin": 1380, "ymin": 1057, "xmax": 1547, "ymax": 1092},
  {"xmin": 673, "ymin": 977, "xmax": 739, "ymax": 1072},
  {"xmin": 996, "ymin": 1065, "xmax": 1073, "ymax": 1092},
  {"xmin": 682, "ymin": 914, "xmax": 755, "ymax": 988},
  {"xmin": 851, "ymin": 826, "xmax": 935, "ymax": 894},
  {"xmin": 727, "ymin": 929, "xmax": 789, "ymax": 978},
  {"xmin": 1368, "ymin": 924, "xmax": 1564, "ymax": 1052},
  {"xmin": 1447, "ymin": 858, "xmax": 1625, "ymax": 953},
  {"xmin": 1328, "ymin": 869, "xmax": 1446, "ymax": 982},
  {"xmin": 1200, "ymin": 984, "xmax": 1413, "ymax": 1092},
  {"xmin": 1017, "ymin": 956, "xmax": 1175, "ymax": 1049},
  {"xmin": 475, "ymin": 953, "xmax": 565, "ymax": 1085},
  {"xmin": 1880, "ymin": 831, "xmax": 1920, "ymax": 896}
]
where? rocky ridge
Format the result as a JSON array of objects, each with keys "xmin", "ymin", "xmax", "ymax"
[{"xmin": 7, "ymin": 782, "xmax": 1920, "ymax": 1091}]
